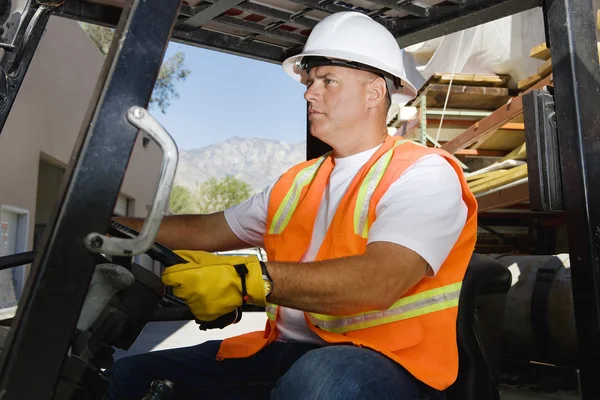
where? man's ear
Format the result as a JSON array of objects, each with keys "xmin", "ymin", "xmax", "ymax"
[{"xmin": 366, "ymin": 77, "xmax": 387, "ymax": 109}]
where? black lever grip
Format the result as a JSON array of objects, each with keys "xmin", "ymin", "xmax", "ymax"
[
  {"xmin": 196, "ymin": 307, "xmax": 242, "ymax": 331},
  {"xmin": 109, "ymin": 220, "xmax": 244, "ymax": 330}
]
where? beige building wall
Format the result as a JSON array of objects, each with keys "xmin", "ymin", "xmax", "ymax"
[{"xmin": 0, "ymin": 16, "xmax": 162, "ymax": 301}]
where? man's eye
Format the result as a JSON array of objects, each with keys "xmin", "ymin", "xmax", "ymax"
[{"xmin": 325, "ymin": 79, "xmax": 335, "ymax": 85}]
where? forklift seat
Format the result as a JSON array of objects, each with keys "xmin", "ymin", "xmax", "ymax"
[{"xmin": 444, "ymin": 253, "xmax": 512, "ymax": 400}]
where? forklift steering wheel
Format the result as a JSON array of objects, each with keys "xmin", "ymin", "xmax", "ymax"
[{"xmin": 107, "ymin": 220, "xmax": 242, "ymax": 330}]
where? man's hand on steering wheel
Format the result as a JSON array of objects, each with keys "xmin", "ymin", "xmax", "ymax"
[{"xmin": 161, "ymin": 250, "xmax": 268, "ymax": 322}]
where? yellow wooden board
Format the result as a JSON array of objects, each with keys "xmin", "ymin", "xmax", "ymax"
[
  {"xmin": 466, "ymin": 169, "xmax": 508, "ymax": 182},
  {"xmin": 470, "ymin": 165, "xmax": 528, "ymax": 194},
  {"xmin": 501, "ymin": 142, "xmax": 527, "ymax": 162},
  {"xmin": 471, "ymin": 130, "xmax": 525, "ymax": 151},
  {"xmin": 530, "ymin": 43, "xmax": 551, "ymax": 61},
  {"xmin": 537, "ymin": 58, "xmax": 553, "ymax": 76},
  {"xmin": 467, "ymin": 169, "xmax": 512, "ymax": 186},
  {"xmin": 433, "ymin": 73, "xmax": 510, "ymax": 87}
]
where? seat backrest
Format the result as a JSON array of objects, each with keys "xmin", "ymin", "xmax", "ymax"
[{"xmin": 445, "ymin": 254, "xmax": 512, "ymax": 400}]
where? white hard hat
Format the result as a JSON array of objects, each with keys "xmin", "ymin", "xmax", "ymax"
[{"xmin": 282, "ymin": 11, "xmax": 417, "ymax": 104}]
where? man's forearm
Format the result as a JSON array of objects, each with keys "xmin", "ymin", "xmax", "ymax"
[
  {"xmin": 113, "ymin": 212, "xmax": 249, "ymax": 252},
  {"xmin": 265, "ymin": 242, "xmax": 428, "ymax": 316}
]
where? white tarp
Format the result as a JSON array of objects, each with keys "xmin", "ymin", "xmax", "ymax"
[{"xmin": 404, "ymin": 8, "xmax": 548, "ymax": 90}]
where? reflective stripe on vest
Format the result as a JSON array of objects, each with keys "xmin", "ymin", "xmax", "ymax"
[
  {"xmin": 268, "ymin": 154, "xmax": 329, "ymax": 235},
  {"xmin": 266, "ymin": 304, "xmax": 277, "ymax": 321},
  {"xmin": 306, "ymin": 282, "xmax": 462, "ymax": 334},
  {"xmin": 354, "ymin": 140, "xmax": 407, "ymax": 238}
]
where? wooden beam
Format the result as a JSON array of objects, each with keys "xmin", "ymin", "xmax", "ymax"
[
  {"xmin": 477, "ymin": 181, "xmax": 530, "ymax": 213},
  {"xmin": 442, "ymin": 74, "xmax": 553, "ymax": 154},
  {"xmin": 455, "ymin": 149, "xmax": 509, "ymax": 157},
  {"xmin": 433, "ymin": 73, "xmax": 510, "ymax": 87},
  {"xmin": 426, "ymin": 119, "xmax": 524, "ymax": 131},
  {"xmin": 537, "ymin": 58, "xmax": 553, "ymax": 76},
  {"xmin": 424, "ymin": 84, "xmax": 511, "ymax": 110},
  {"xmin": 470, "ymin": 164, "xmax": 528, "ymax": 194},
  {"xmin": 501, "ymin": 122, "xmax": 525, "ymax": 131},
  {"xmin": 530, "ymin": 43, "xmax": 551, "ymax": 60}
]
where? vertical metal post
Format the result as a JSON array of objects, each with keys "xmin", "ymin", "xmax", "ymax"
[
  {"xmin": 0, "ymin": 0, "xmax": 181, "ymax": 398},
  {"xmin": 545, "ymin": 0, "xmax": 600, "ymax": 397}
]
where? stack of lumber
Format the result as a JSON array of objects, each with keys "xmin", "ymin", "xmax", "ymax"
[
  {"xmin": 465, "ymin": 142, "xmax": 527, "ymax": 195},
  {"xmin": 406, "ymin": 73, "xmax": 512, "ymax": 111},
  {"xmin": 518, "ymin": 40, "xmax": 600, "ymax": 91}
]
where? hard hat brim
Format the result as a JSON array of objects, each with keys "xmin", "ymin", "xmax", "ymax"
[{"xmin": 283, "ymin": 49, "xmax": 417, "ymax": 105}]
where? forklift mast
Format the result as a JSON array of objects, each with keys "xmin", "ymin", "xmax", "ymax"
[{"xmin": 0, "ymin": 0, "xmax": 598, "ymax": 399}]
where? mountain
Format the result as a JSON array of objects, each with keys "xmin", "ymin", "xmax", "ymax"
[{"xmin": 174, "ymin": 137, "xmax": 307, "ymax": 194}]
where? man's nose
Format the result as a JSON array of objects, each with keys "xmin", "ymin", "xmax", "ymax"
[{"xmin": 304, "ymin": 84, "xmax": 320, "ymax": 103}]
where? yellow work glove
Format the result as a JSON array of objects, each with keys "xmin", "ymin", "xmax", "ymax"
[{"xmin": 161, "ymin": 250, "xmax": 267, "ymax": 322}]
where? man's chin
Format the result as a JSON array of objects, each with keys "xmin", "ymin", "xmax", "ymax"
[{"xmin": 308, "ymin": 125, "xmax": 331, "ymax": 143}]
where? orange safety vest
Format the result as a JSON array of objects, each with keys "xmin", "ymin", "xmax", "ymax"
[{"xmin": 217, "ymin": 136, "xmax": 478, "ymax": 391}]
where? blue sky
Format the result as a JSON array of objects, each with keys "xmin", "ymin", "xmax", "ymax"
[{"xmin": 153, "ymin": 42, "xmax": 308, "ymax": 151}]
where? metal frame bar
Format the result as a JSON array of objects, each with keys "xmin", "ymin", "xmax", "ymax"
[
  {"xmin": 178, "ymin": 0, "xmax": 247, "ymax": 30},
  {"xmin": 369, "ymin": 0, "xmax": 428, "ymax": 18},
  {"xmin": 0, "ymin": 3, "xmax": 51, "ymax": 135},
  {"xmin": 173, "ymin": 27, "xmax": 290, "ymax": 64},
  {"xmin": 394, "ymin": 0, "xmax": 541, "ymax": 47},
  {"xmin": 214, "ymin": 15, "xmax": 308, "ymax": 45},
  {"xmin": 233, "ymin": 1, "xmax": 318, "ymax": 29},
  {"xmin": 545, "ymin": 0, "xmax": 600, "ymax": 396},
  {"xmin": 53, "ymin": 0, "xmax": 547, "ymax": 63},
  {"xmin": 0, "ymin": 0, "xmax": 182, "ymax": 398}
]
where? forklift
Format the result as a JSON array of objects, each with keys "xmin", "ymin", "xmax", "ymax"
[{"xmin": 0, "ymin": 0, "xmax": 598, "ymax": 399}]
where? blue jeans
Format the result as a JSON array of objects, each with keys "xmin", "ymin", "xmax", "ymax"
[{"xmin": 102, "ymin": 340, "xmax": 446, "ymax": 400}]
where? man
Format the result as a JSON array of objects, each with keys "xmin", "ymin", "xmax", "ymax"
[{"xmin": 104, "ymin": 11, "xmax": 477, "ymax": 400}]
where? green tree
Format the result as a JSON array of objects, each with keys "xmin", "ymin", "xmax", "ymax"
[
  {"xmin": 196, "ymin": 176, "xmax": 253, "ymax": 214},
  {"xmin": 169, "ymin": 185, "xmax": 197, "ymax": 214},
  {"xmin": 80, "ymin": 23, "xmax": 191, "ymax": 114}
]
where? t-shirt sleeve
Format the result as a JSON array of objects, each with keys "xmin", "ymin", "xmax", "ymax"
[
  {"xmin": 223, "ymin": 180, "xmax": 276, "ymax": 249},
  {"xmin": 367, "ymin": 154, "xmax": 468, "ymax": 276}
]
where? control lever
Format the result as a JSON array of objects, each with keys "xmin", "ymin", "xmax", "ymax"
[
  {"xmin": 77, "ymin": 263, "xmax": 135, "ymax": 332},
  {"xmin": 85, "ymin": 106, "xmax": 178, "ymax": 257},
  {"xmin": 108, "ymin": 220, "xmax": 243, "ymax": 330}
]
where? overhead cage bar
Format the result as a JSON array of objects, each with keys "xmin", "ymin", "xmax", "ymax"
[{"xmin": 53, "ymin": 0, "xmax": 543, "ymax": 64}]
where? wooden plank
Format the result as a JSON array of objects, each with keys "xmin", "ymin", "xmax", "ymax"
[
  {"xmin": 442, "ymin": 74, "xmax": 553, "ymax": 154},
  {"xmin": 501, "ymin": 142, "xmax": 527, "ymax": 162},
  {"xmin": 518, "ymin": 66, "xmax": 553, "ymax": 91},
  {"xmin": 454, "ymin": 149, "xmax": 509, "ymax": 157},
  {"xmin": 469, "ymin": 164, "xmax": 527, "ymax": 189},
  {"xmin": 466, "ymin": 168, "xmax": 509, "ymax": 182},
  {"xmin": 537, "ymin": 58, "xmax": 553, "ymax": 76},
  {"xmin": 424, "ymin": 84, "xmax": 511, "ymax": 110},
  {"xmin": 530, "ymin": 43, "xmax": 551, "ymax": 60},
  {"xmin": 471, "ymin": 165, "xmax": 528, "ymax": 194},
  {"xmin": 424, "ymin": 119, "xmax": 524, "ymax": 131},
  {"xmin": 502, "ymin": 123, "xmax": 525, "ymax": 131},
  {"xmin": 433, "ymin": 73, "xmax": 510, "ymax": 87},
  {"xmin": 471, "ymin": 130, "xmax": 525, "ymax": 151},
  {"xmin": 442, "ymin": 97, "xmax": 524, "ymax": 153},
  {"xmin": 477, "ymin": 181, "xmax": 530, "ymax": 213},
  {"xmin": 518, "ymin": 74, "xmax": 543, "ymax": 91}
]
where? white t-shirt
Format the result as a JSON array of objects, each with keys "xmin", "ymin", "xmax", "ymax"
[{"xmin": 224, "ymin": 144, "xmax": 468, "ymax": 345}]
